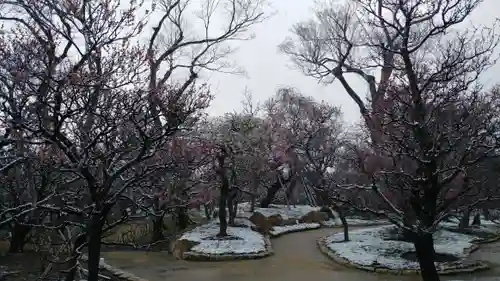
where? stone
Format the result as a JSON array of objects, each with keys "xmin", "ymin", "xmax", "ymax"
[
  {"xmin": 402, "ymin": 269, "xmax": 417, "ymax": 274},
  {"xmin": 299, "ymin": 211, "xmax": 329, "ymax": 223},
  {"xmin": 249, "ymin": 212, "xmax": 273, "ymax": 234},
  {"xmin": 172, "ymin": 239, "xmax": 201, "ymax": 260},
  {"xmin": 281, "ymin": 218, "xmax": 298, "ymax": 226},
  {"xmin": 375, "ymin": 268, "xmax": 390, "ymax": 273},
  {"xmin": 267, "ymin": 214, "xmax": 283, "ymax": 226}
]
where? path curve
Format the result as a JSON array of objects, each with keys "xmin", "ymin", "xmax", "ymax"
[{"xmin": 102, "ymin": 227, "xmax": 500, "ymax": 281}]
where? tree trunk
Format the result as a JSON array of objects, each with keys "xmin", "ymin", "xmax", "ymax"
[
  {"xmin": 285, "ymin": 176, "xmax": 297, "ymax": 207},
  {"xmin": 8, "ymin": 222, "xmax": 30, "ymax": 253},
  {"xmin": 414, "ymin": 233, "xmax": 440, "ymax": 281},
  {"xmin": 228, "ymin": 189, "xmax": 238, "ymax": 226},
  {"xmin": 250, "ymin": 170, "xmax": 258, "ymax": 212},
  {"xmin": 250, "ymin": 196, "xmax": 256, "ymax": 212},
  {"xmin": 176, "ymin": 206, "xmax": 188, "ymax": 230},
  {"xmin": 217, "ymin": 169, "xmax": 229, "ymax": 237},
  {"xmin": 218, "ymin": 185, "xmax": 229, "ymax": 237},
  {"xmin": 472, "ymin": 213, "xmax": 481, "ymax": 226},
  {"xmin": 260, "ymin": 175, "xmax": 289, "ymax": 208},
  {"xmin": 483, "ymin": 208, "xmax": 490, "ymax": 221},
  {"xmin": 459, "ymin": 209, "xmax": 471, "ymax": 229},
  {"xmin": 151, "ymin": 213, "xmax": 165, "ymax": 243},
  {"xmin": 203, "ymin": 204, "xmax": 212, "ymax": 220},
  {"xmin": 331, "ymin": 204, "xmax": 349, "ymax": 241},
  {"xmin": 338, "ymin": 209, "xmax": 349, "ymax": 241},
  {"xmin": 87, "ymin": 213, "xmax": 105, "ymax": 281}
]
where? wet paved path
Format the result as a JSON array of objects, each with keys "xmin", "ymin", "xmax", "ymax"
[{"xmin": 102, "ymin": 227, "xmax": 500, "ymax": 281}]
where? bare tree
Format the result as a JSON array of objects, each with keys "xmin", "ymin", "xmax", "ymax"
[
  {"xmin": 0, "ymin": 0, "xmax": 267, "ymax": 280},
  {"xmin": 280, "ymin": 0, "xmax": 499, "ymax": 145},
  {"xmin": 281, "ymin": 1, "xmax": 500, "ymax": 280}
]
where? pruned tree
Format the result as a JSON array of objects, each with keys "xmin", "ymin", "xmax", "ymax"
[
  {"xmin": 0, "ymin": 0, "xmax": 267, "ymax": 280},
  {"xmin": 281, "ymin": 1, "xmax": 500, "ymax": 280}
]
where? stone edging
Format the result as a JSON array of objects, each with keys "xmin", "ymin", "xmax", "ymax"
[
  {"xmin": 319, "ymin": 221, "xmax": 389, "ymax": 228},
  {"xmin": 317, "ymin": 237, "xmax": 490, "ymax": 275},
  {"xmin": 269, "ymin": 225, "xmax": 322, "ymax": 238},
  {"xmin": 182, "ymin": 235, "xmax": 274, "ymax": 261},
  {"xmin": 472, "ymin": 234, "xmax": 500, "ymax": 244},
  {"xmin": 80, "ymin": 254, "xmax": 149, "ymax": 281}
]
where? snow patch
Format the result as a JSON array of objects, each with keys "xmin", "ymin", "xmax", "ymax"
[
  {"xmin": 180, "ymin": 219, "xmax": 266, "ymax": 255},
  {"xmin": 322, "ymin": 218, "xmax": 387, "ymax": 227},
  {"xmin": 324, "ymin": 226, "xmax": 478, "ymax": 270},
  {"xmin": 270, "ymin": 223, "xmax": 321, "ymax": 236},
  {"xmin": 253, "ymin": 205, "xmax": 321, "ymax": 220}
]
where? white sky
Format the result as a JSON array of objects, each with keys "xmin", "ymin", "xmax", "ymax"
[{"xmin": 203, "ymin": 0, "xmax": 500, "ymax": 125}]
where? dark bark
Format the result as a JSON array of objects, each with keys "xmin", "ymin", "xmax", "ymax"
[
  {"xmin": 86, "ymin": 212, "xmax": 105, "ymax": 281},
  {"xmin": 227, "ymin": 189, "xmax": 238, "ymax": 226},
  {"xmin": 216, "ymin": 149, "xmax": 229, "ymax": 237},
  {"xmin": 483, "ymin": 208, "xmax": 490, "ymax": 221},
  {"xmin": 250, "ymin": 170, "xmax": 258, "ymax": 212},
  {"xmin": 459, "ymin": 209, "xmax": 471, "ymax": 229},
  {"xmin": 151, "ymin": 213, "xmax": 165, "ymax": 243},
  {"xmin": 176, "ymin": 206, "xmax": 188, "ymax": 230},
  {"xmin": 285, "ymin": 176, "xmax": 297, "ymax": 205},
  {"xmin": 260, "ymin": 175, "xmax": 289, "ymax": 208},
  {"xmin": 8, "ymin": 222, "xmax": 30, "ymax": 253},
  {"xmin": 203, "ymin": 204, "xmax": 212, "ymax": 220},
  {"xmin": 333, "ymin": 206, "xmax": 349, "ymax": 241},
  {"xmin": 414, "ymin": 233, "xmax": 440, "ymax": 281},
  {"xmin": 217, "ymin": 181, "xmax": 229, "ymax": 236},
  {"xmin": 472, "ymin": 213, "xmax": 481, "ymax": 226}
]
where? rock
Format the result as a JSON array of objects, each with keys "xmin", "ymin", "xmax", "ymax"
[
  {"xmin": 267, "ymin": 214, "xmax": 283, "ymax": 226},
  {"xmin": 249, "ymin": 212, "xmax": 273, "ymax": 234},
  {"xmin": 172, "ymin": 239, "xmax": 200, "ymax": 260},
  {"xmin": 375, "ymin": 268, "xmax": 389, "ymax": 273},
  {"xmin": 281, "ymin": 218, "xmax": 299, "ymax": 226},
  {"xmin": 299, "ymin": 211, "xmax": 329, "ymax": 223}
]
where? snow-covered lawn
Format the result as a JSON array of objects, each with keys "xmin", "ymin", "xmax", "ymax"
[
  {"xmin": 180, "ymin": 219, "xmax": 267, "ymax": 255},
  {"xmin": 321, "ymin": 218, "xmax": 388, "ymax": 227},
  {"xmin": 270, "ymin": 223, "xmax": 321, "ymax": 236},
  {"xmin": 323, "ymin": 226, "xmax": 478, "ymax": 270}
]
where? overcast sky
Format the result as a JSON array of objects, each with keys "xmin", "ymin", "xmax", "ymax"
[{"xmin": 203, "ymin": 0, "xmax": 500, "ymax": 125}]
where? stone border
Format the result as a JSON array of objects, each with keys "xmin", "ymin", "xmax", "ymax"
[
  {"xmin": 182, "ymin": 235, "xmax": 274, "ymax": 261},
  {"xmin": 320, "ymin": 221, "xmax": 389, "ymax": 228},
  {"xmin": 269, "ymin": 224, "xmax": 322, "ymax": 238},
  {"xmin": 80, "ymin": 254, "xmax": 149, "ymax": 281},
  {"xmin": 317, "ymin": 236, "xmax": 490, "ymax": 275},
  {"xmin": 472, "ymin": 234, "xmax": 500, "ymax": 244}
]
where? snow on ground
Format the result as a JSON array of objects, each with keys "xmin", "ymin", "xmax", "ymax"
[
  {"xmin": 440, "ymin": 217, "xmax": 500, "ymax": 235},
  {"xmin": 322, "ymin": 218, "xmax": 388, "ymax": 227},
  {"xmin": 180, "ymin": 219, "xmax": 266, "ymax": 255},
  {"xmin": 325, "ymin": 226, "xmax": 478, "ymax": 270},
  {"xmin": 236, "ymin": 203, "xmax": 321, "ymax": 220},
  {"xmin": 444, "ymin": 216, "xmax": 500, "ymax": 227},
  {"xmin": 254, "ymin": 205, "xmax": 321, "ymax": 220},
  {"xmin": 270, "ymin": 223, "xmax": 321, "ymax": 236}
]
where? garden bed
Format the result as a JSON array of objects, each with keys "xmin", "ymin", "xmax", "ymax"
[
  {"xmin": 269, "ymin": 223, "xmax": 321, "ymax": 237},
  {"xmin": 174, "ymin": 219, "xmax": 273, "ymax": 261},
  {"xmin": 318, "ymin": 226, "xmax": 489, "ymax": 275}
]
